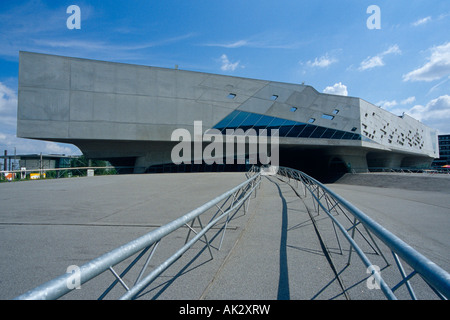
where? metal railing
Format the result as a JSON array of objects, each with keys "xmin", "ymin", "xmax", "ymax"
[
  {"xmin": 15, "ymin": 167, "xmax": 261, "ymax": 300},
  {"xmin": 366, "ymin": 167, "xmax": 450, "ymax": 174},
  {"xmin": 276, "ymin": 166, "xmax": 450, "ymax": 300},
  {"xmin": 0, "ymin": 166, "xmax": 136, "ymax": 181}
]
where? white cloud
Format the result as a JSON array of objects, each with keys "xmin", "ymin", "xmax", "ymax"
[
  {"xmin": 0, "ymin": 132, "xmax": 80, "ymax": 156},
  {"xmin": 220, "ymin": 54, "xmax": 240, "ymax": 72},
  {"xmin": 376, "ymin": 96, "xmax": 416, "ymax": 110},
  {"xmin": 210, "ymin": 40, "xmax": 249, "ymax": 49},
  {"xmin": 0, "ymin": 82, "xmax": 18, "ymax": 129},
  {"xmin": 0, "ymin": 82, "xmax": 81, "ymax": 156},
  {"xmin": 307, "ymin": 54, "xmax": 337, "ymax": 68},
  {"xmin": 377, "ymin": 100, "xmax": 398, "ymax": 108},
  {"xmin": 0, "ymin": 82, "xmax": 17, "ymax": 113},
  {"xmin": 204, "ymin": 32, "xmax": 304, "ymax": 50},
  {"xmin": 401, "ymin": 96, "xmax": 416, "ymax": 105},
  {"xmin": 323, "ymin": 82, "xmax": 348, "ymax": 96},
  {"xmin": 386, "ymin": 95, "xmax": 450, "ymax": 134},
  {"xmin": 403, "ymin": 42, "xmax": 450, "ymax": 82},
  {"xmin": 408, "ymin": 95, "xmax": 450, "ymax": 122},
  {"xmin": 377, "ymin": 96, "xmax": 416, "ymax": 109},
  {"xmin": 359, "ymin": 44, "xmax": 401, "ymax": 71},
  {"xmin": 359, "ymin": 56, "xmax": 384, "ymax": 71},
  {"xmin": 412, "ymin": 16, "xmax": 431, "ymax": 26}
]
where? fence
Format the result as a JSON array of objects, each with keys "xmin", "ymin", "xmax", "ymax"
[
  {"xmin": 15, "ymin": 167, "xmax": 261, "ymax": 300},
  {"xmin": 276, "ymin": 166, "xmax": 450, "ymax": 300}
]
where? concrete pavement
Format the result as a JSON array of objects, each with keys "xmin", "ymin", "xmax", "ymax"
[{"xmin": 1, "ymin": 172, "xmax": 448, "ymax": 300}]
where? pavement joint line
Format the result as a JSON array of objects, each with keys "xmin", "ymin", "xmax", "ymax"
[
  {"xmin": 199, "ymin": 177, "xmax": 263, "ymax": 300},
  {"xmin": 0, "ymin": 222, "xmax": 238, "ymax": 230}
]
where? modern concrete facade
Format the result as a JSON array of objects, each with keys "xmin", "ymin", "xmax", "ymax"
[
  {"xmin": 17, "ymin": 51, "xmax": 439, "ymax": 178},
  {"xmin": 432, "ymin": 135, "xmax": 450, "ymax": 168}
]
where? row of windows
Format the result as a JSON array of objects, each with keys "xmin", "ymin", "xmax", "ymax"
[{"xmin": 212, "ymin": 110, "xmax": 362, "ymax": 141}]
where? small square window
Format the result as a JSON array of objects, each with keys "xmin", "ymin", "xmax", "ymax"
[
  {"xmin": 271, "ymin": 95, "xmax": 278, "ymax": 101},
  {"xmin": 322, "ymin": 114, "xmax": 334, "ymax": 120},
  {"xmin": 332, "ymin": 109, "xmax": 339, "ymax": 115},
  {"xmin": 290, "ymin": 107, "xmax": 297, "ymax": 112},
  {"xmin": 351, "ymin": 127, "xmax": 357, "ymax": 132},
  {"xmin": 308, "ymin": 118, "xmax": 315, "ymax": 123},
  {"xmin": 227, "ymin": 93, "xmax": 236, "ymax": 99}
]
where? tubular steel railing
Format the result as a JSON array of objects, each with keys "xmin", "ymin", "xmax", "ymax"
[
  {"xmin": 276, "ymin": 166, "xmax": 450, "ymax": 300},
  {"xmin": 15, "ymin": 167, "xmax": 261, "ymax": 300}
]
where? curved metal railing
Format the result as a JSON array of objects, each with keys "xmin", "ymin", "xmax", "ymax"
[
  {"xmin": 15, "ymin": 168, "xmax": 261, "ymax": 300},
  {"xmin": 276, "ymin": 166, "xmax": 450, "ymax": 300}
]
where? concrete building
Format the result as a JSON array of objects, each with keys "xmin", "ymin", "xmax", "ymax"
[
  {"xmin": 432, "ymin": 135, "xmax": 450, "ymax": 168},
  {"xmin": 1, "ymin": 153, "xmax": 73, "ymax": 172},
  {"xmin": 18, "ymin": 154, "xmax": 73, "ymax": 171},
  {"xmin": 17, "ymin": 51, "xmax": 439, "ymax": 180}
]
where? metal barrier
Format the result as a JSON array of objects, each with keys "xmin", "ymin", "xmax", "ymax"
[
  {"xmin": 276, "ymin": 166, "xmax": 450, "ymax": 300},
  {"xmin": 0, "ymin": 166, "xmax": 136, "ymax": 181},
  {"xmin": 15, "ymin": 168, "xmax": 261, "ymax": 300}
]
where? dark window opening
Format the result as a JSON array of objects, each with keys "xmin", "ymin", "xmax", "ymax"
[{"xmin": 212, "ymin": 111, "xmax": 361, "ymax": 141}]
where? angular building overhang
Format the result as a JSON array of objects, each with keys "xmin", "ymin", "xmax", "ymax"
[{"xmin": 17, "ymin": 51, "xmax": 439, "ymax": 178}]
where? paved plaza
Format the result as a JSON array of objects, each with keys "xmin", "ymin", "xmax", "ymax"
[{"xmin": 0, "ymin": 172, "xmax": 449, "ymax": 300}]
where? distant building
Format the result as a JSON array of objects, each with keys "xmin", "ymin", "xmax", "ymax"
[
  {"xmin": 432, "ymin": 135, "xmax": 450, "ymax": 167},
  {"xmin": 1, "ymin": 153, "xmax": 75, "ymax": 172}
]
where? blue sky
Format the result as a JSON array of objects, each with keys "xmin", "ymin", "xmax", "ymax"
[{"xmin": 0, "ymin": 0, "xmax": 449, "ymax": 156}]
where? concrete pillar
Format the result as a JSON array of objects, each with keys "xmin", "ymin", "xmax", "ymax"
[
  {"xmin": 324, "ymin": 148, "xmax": 369, "ymax": 173},
  {"xmin": 134, "ymin": 142, "xmax": 177, "ymax": 173},
  {"xmin": 366, "ymin": 152, "xmax": 403, "ymax": 169}
]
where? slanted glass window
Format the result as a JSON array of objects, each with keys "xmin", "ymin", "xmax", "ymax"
[
  {"xmin": 266, "ymin": 117, "xmax": 286, "ymax": 128},
  {"xmin": 226, "ymin": 111, "xmax": 250, "ymax": 129},
  {"xmin": 211, "ymin": 110, "xmax": 361, "ymax": 141},
  {"xmin": 271, "ymin": 95, "xmax": 279, "ymax": 101},
  {"xmin": 342, "ymin": 132, "xmax": 354, "ymax": 140},
  {"xmin": 227, "ymin": 93, "xmax": 237, "ymax": 99},
  {"xmin": 278, "ymin": 120, "xmax": 296, "ymax": 137},
  {"xmin": 288, "ymin": 124, "xmax": 307, "ymax": 137},
  {"xmin": 319, "ymin": 129, "xmax": 332, "ymax": 139},
  {"xmin": 213, "ymin": 110, "xmax": 240, "ymax": 131},
  {"xmin": 253, "ymin": 115, "xmax": 274, "ymax": 131},
  {"xmin": 310, "ymin": 126, "xmax": 327, "ymax": 138},
  {"xmin": 332, "ymin": 109, "xmax": 339, "ymax": 115},
  {"xmin": 239, "ymin": 113, "xmax": 263, "ymax": 131},
  {"xmin": 299, "ymin": 125, "xmax": 316, "ymax": 137},
  {"xmin": 290, "ymin": 107, "xmax": 297, "ymax": 112},
  {"xmin": 332, "ymin": 130, "xmax": 345, "ymax": 139}
]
